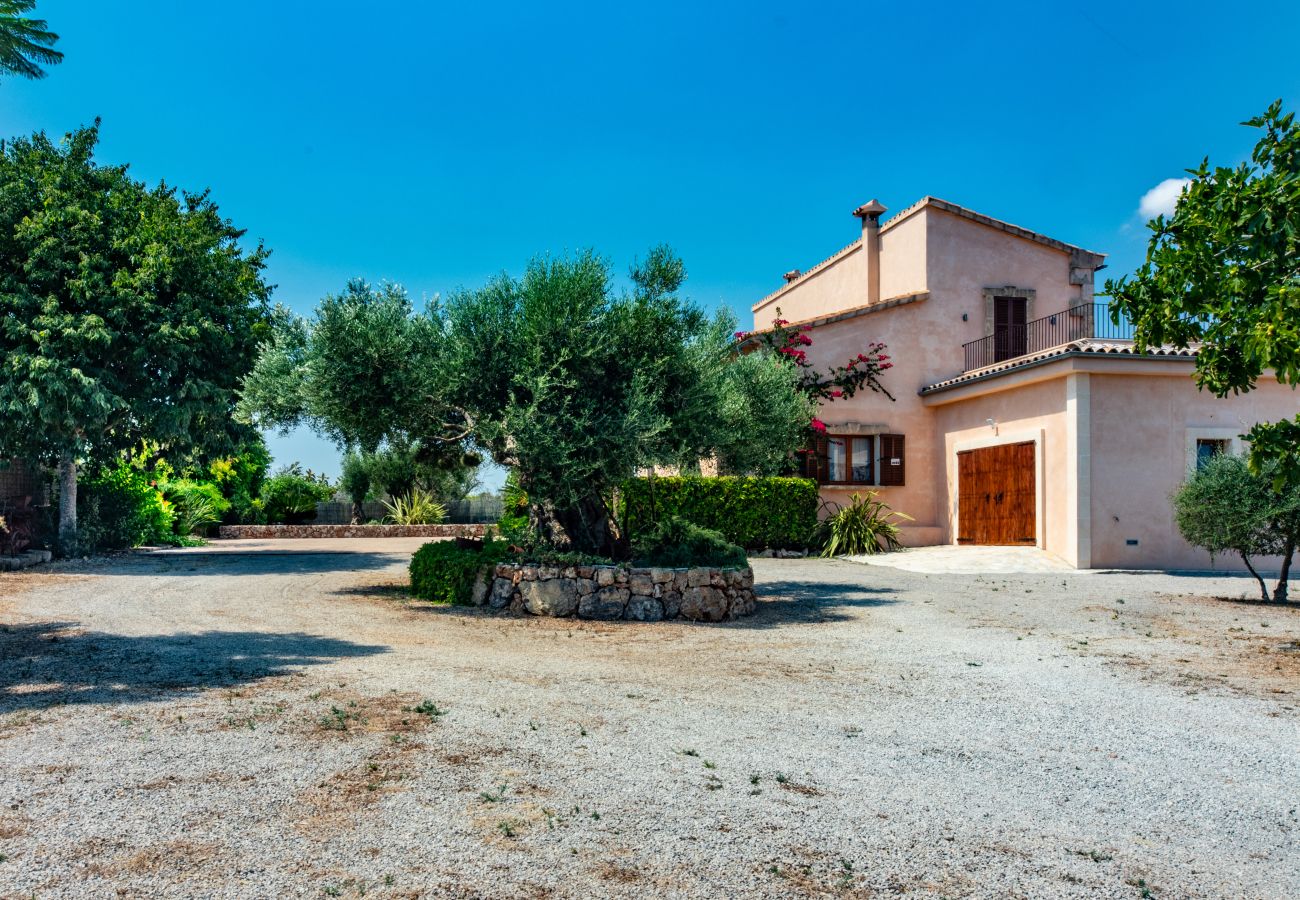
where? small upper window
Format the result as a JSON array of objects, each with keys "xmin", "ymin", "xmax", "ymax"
[{"xmin": 1195, "ymin": 438, "xmax": 1230, "ymax": 470}]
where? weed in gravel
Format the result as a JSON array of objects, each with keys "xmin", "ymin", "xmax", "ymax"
[
  {"xmin": 775, "ymin": 773, "xmax": 788, "ymax": 784},
  {"xmin": 479, "ymin": 784, "xmax": 508, "ymax": 803},
  {"xmin": 703, "ymin": 760, "xmax": 716, "ymax": 769},
  {"xmin": 705, "ymin": 775, "xmax": 723, "ymax": 791},
  {"xmin": 320, "ymin": 706, "xmax": 356, "ymax": 732},
  {"xmin": 750, "ymin": 774, "xmax": 760, "ymax": 785},
  {"xmin": 497, "ymin": 819, "xmax": 517, "ymax": 837},
  {"xmin": 1127, "ymin": 877, "xmax": 1155, "ymax": 898},
  {"xmin": 1070, "ymin": 848, "xmax": 1113, "ymax": 863},
  {"xmin": 383, "ymin": 875, "xmax": 394, "ymax": 887},
  {"xmin": 528, "ymin": 719, "xmax": 539, "ymax": 731},
  {"xmin": 406, "ymin": 700, "xmax": 444, "ymax": 722},
  {"xmin": 680, "ymin": 748, "xmax": 699, "ymax": 757}
]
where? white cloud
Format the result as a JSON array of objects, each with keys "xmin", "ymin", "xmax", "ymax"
[{"xmin": 1138, "ymin": 177, "xmax": 1192, "ymax": 219}]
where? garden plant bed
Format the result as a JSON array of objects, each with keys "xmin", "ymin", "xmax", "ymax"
[
  {"xmin": 217, "ymin": 524, "xmax": 486, "ymax": 540},
  {"xmin": 479, "ymin": 562, "xmax": 756, "ymax": 622}
]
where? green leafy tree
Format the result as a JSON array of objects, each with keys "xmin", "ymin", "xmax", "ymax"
[
  {"xmin": 339, "ymin": 450, "xmax": 374, "ymax": 524},
  {"xmin": 0, "ymin": 1, "xmax": 61, "ymax": 79},
  {"xmin": 1173, "ymin": 453, "xmax": 1299, "ymax": 603},
  {"xmin": 0, "ymin": 123, "xmax": 273, "ymax": 552},
  {"xmin": 240, "ymin": 280, "xmax": 465, "ymax": 453},
  {"xmin": 1106, "ymin": 101, "xmax": 1300, "ymax": 489},
  {"xmin": 439, "ymin": 247, "xmax": 810, "ymax": 554}
]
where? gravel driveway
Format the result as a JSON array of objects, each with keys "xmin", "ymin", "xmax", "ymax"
[{"xmin": 0, "ymin": 543, "xmax": 1296, "ymax": 898}]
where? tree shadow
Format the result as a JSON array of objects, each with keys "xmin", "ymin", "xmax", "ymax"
[
  {"xmin": 734, "ymin": 580, "xmax": 901, "ymax": 628},
  {"xmin": 48, "ymin": 550, "xmax": 405, "ymax": 577},
  {"xmin": 325, "ymin": 578, "xmax": 901, "ymax": 629},
  {"xmin": 0, "ymin": 622, "xmax": 389, "ymax": 712}
]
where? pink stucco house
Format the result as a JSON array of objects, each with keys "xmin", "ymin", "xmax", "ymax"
[{"xmin": 755, "ymin": 196, "xmax": 1299, "ymax": 569}]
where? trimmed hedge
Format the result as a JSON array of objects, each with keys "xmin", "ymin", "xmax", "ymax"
[
  {"xmin": 632, "ymin": 515, "xmax": 747, "ymax": 568},
  {"xmin": 621, "ymin": 476, "xmax": 819, "ymax": 550},
  {"xmin": 409, "ymin": 539, "xmax": 511, "ymax": 604}
]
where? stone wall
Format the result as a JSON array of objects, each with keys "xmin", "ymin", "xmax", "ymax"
[
  {"xmin": 478, "ymin": 563, "xmax": 756, "ymax": 623},
  {"xmin": 217, "ymin": 524, "xmax": 487, "ymax": 540}
]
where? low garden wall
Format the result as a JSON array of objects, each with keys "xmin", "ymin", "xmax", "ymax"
[
  {"xmin": 217, "ymin": 524, "xmax": 487, "ymax": 539},
  {"xmin": 477, "ymin": 562, "xmax": 756, "ymax": 622}
]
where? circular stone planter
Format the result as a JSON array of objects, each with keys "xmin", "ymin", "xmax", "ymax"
[{"xmin": 477, "ymin": 563, "xmax": 756, "ymax": 622}]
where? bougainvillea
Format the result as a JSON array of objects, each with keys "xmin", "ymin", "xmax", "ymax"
[{"xmin": 736, "ymin": 309, "xmax": 893, "ymax": 433}]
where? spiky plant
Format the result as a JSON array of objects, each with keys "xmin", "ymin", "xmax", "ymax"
[
  {"xmin": 819, "ymin": 491, "xmax": 913, "ymax": 557},
  {"xmin": 383, "ymin": 489, "xmax": 447, "ymax": 526},
  {"xmin": 0, "ymin": 1, "xmax": 62, "ymax": 80}
]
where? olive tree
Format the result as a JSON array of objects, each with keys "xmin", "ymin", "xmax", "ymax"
[
  {"xmin": 437, "ymin": 247, "xmax": 814, "ymax": 554},
  {"xmin": 1173, "ymin": 453, "xmax": 1299, "ymax": 603}
]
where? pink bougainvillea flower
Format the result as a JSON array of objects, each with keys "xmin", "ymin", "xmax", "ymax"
[
  {"xmin": 831, "ymin": 389, "xmax": 843, "ymax": 398},
  {"xmin": 810, "ymin": 418, "xmax": 827, "ymax": 433}
]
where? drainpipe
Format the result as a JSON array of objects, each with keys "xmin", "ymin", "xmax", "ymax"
[{"xmin": 853, "ymin": 199, "xmax": 887, "ymax": 305}]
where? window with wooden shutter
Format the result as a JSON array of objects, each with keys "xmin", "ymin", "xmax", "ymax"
[
  {"xmin": 800, "ymin": 436, "xmax": 829, "ymax": 482},
  {"xmin": 878, "ymin": 434, "xmax": 905, "ymax": 486}
]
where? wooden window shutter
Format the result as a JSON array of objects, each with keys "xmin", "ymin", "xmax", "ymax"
[
  {"xmin": 879, "ymin": 434, "xmax": 905, "ymax": 486},
  {"xmin": 800, "ymin": 436, "xmax": 829, "ymax": 483}
]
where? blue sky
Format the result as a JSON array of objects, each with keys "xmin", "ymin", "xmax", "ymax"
[{"xmin": 3, "ymin": 1, "xmax": 1298, "ymax": 488}]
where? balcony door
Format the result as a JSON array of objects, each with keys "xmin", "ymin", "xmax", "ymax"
[{"xmin": 993, "ymin": 295, "xmax": 1029, "ymax": 362}]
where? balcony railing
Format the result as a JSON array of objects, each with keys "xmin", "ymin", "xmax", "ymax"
[{"xmin": 961, "ymin": 303, "xmax": 1135, "ymax": 372}]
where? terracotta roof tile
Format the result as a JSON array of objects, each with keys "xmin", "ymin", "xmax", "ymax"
[{"xmin": 920, "ymin": 339, "xmax": 1198, "ymax": 394}]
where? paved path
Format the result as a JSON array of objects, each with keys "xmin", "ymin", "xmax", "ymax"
[
  {"xmin": 847, "ymin": 544, "xmax": 1080, "ymax": 574},
  {"xmin": 0, "ymin": 546, "xmax": 1296, "ymax": 897}
]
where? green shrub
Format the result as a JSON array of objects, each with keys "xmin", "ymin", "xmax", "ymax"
[
  {"xmin": 497, "ymin": 470, "xmax": 529, "ymax": 539},
  {"xmin": 409, "ymin": 539, "xmax": 512, "ymax": 604},
  {"xmin": 1174, "ymin": 453, "xmax": 1300, "ymax": 603},
  {"xmin": 632, "ymin": 515, "xmax": 747, "ymax": 569},
  {"xmin": 817, "ymin": 491, "xmax": 912, "ymax": 557},
  {"xmin": 78, "ymin": 464, "xmax": 175, "ymax": 551},
  {"xmin": 162, "ymin": 479, "xmax": 230, "ymax": 536},
  {"xmin": 620, "ymin": 476, "xmax": 818, "ymax": 550},
  {"xmin": 383, "ymin": 488, "xmax": 447, "ymax": 525},
  {"xmin": 260, "ymin": 463, "xmax": 335, "ymax": 524}
]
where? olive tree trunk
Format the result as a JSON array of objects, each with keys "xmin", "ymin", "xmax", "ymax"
[
  {"xmin": 57, "ymin": 453, "xmax": 78, "ymax": 557},
  {"xmin": 1273, "ymin": 539, "xmax": 1295, "ymax": 604}
]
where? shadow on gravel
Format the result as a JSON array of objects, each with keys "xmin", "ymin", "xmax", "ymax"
[
  {"xmin": 0, "ymin": 622, "xmax": 387, "ymax": 711},
  {"xmin": 735, "ymin": 580, "xmax": 900, "ymax": 628},
  {"xmin": 330, "ymin": 579, "xmax": 901, "ymax": 629},
  {"xmin": 47, "ymin": 552, "xmax": 402, "ymax": 578}
]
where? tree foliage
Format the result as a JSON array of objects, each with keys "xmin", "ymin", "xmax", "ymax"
[
  {"xmin": 0, "ymin": 123, "xmax": 273, "ymax": 550},
  {"xmin": 1106, "ymin": 101, "xmax": 1300, "ymax": 488},
  {"xmin": 242, "ymin": 247, "xmax": 822, "ymax": 556},
  {"xmin": 0, "ymin": 0, "xmax": 61, "ymax": 79},
  {"xmin": 1173, "ymin": 453, "xmax": 1299, "ymax": 603},
  {"xmin": 437, "ymin": 247, "xmax": 812, "ymax": 554}
]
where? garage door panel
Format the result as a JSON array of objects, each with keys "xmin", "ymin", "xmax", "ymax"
[{"xmin": 957, "ymin": 442, "xmax": 1035, "ymax": 546}]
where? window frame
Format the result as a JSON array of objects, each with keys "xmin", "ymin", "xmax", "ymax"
[{"xmin": 803, "ymin": 432, "xmax": 906, "ymax": 487}]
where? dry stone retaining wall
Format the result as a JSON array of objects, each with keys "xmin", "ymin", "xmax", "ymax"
[
  {"xmin": 479, "ymin": 563, "xmax": 756, "ymax": 622},
  {"xmin": 217, "ymin": 524, "xmax": 486, "ymax": 540}
]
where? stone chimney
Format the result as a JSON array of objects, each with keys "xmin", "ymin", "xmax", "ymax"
[{"xmin": 853, "ymin": 199, "xmax": 887, "ymax": 304}]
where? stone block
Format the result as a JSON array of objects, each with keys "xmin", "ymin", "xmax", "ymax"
[
  {"xmin": 629, "ymin": 571, "xmax": 655, "ymax": 596},
  {"xmin": 680, "ymin": 586, "xmax": 727, "ymax": 622},
  {"xmin": 580, "ymin": 586, "xmax": 629, "ymax": 620},
  {"xmin": 520, "ymin": 578, "xmax": 578, "ymax": 617},
  {"xmin": 625, "ymin": 595, "xmax": 664, "ymax": 622}
]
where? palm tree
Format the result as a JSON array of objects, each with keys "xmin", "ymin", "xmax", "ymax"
[{"xmin": 0, "ymin": 0, "xmax": 62, "ymax": 79}]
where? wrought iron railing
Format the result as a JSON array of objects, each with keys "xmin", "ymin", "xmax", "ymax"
[{"xmin": 961, "ymin": 303, "xmax": 1135, "ymax": 372}]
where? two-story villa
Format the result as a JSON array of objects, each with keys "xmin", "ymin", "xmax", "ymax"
[{"xmin": 755, "ymin": 197, "xmax": 1299, "ymax": 569}]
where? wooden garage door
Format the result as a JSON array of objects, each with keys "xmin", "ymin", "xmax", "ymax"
[{"xmin": 957, "ymin": 441, "xmax": 1036, "ymax": 545}]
